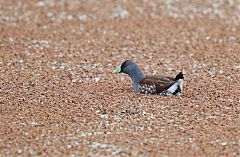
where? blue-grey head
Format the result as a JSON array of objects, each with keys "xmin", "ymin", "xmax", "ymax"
[{"xmin": 114, "ymin": 60, "xmax": 145, "ymax": 92}]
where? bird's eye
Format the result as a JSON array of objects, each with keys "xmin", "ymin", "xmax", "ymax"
[{"xmin": 121, "ymin": 61, "xmax": 128, "ymax": 69}]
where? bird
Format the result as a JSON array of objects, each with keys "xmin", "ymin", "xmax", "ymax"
[{"xmin": 114, "ymin": 60, "xmax": 184, "ymax": 96}]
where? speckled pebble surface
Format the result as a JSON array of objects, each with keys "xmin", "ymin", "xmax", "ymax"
[{"xmin": 0, "ymin": 0, "xmax": 240, "ymax": 156}]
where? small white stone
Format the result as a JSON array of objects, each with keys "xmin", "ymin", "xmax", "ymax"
[
  {"xmin": 79, "ymin": 15, "xmax": 88, "ymax": 21},
  {"xmin": 94, "ymin": 77, "xmax": 101, "ymax": 82},
  {"xmin": 35, "ymin": 1, "xmax": 45, "ymax": 7},
  {"xmin": 47, "ymin": 12, "xmax": 53, "ymax": 17}
]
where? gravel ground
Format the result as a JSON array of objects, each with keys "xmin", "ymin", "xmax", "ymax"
[{"xmin": 0, "ymin": 0, "xmax": 240, "ymax": 156}]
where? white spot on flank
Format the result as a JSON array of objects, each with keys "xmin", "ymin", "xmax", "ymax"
[
  {"xmin": 179, "ymin": 79, "xmax": 184, "ymax": 91},
  {"xmin": 167, "ymin": 79, "xmax": 183, "ymax": 93}
]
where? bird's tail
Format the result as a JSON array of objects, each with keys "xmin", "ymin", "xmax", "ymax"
[{"xmin": 175, "ymin": 69, "xmax": 185, "ymax": 80}]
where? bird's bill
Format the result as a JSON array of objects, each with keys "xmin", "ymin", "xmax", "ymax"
[{"xmin": 114, "ymin": 66, "xmax": 121, "ymax": 73}]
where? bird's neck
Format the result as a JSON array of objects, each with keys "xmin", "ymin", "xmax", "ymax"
[
  {"xmin": 129, "ymin": 68, "xmax": 144, "ymax": 82},
  {"xmin": 128, "ymin": 68, "xmax": 145, "ymax": 92}
]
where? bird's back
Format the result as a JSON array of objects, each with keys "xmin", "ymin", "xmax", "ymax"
[{"xmin": 139, "ymin": 76, "xmax": 175, "ymax": 94}]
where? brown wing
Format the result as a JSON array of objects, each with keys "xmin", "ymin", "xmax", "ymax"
[
  {"xmin": 140, "ymin": 77, "xmax": 174, "ymax": 93},
  {"xmin": 145, "ymin": 75, "xmax": 175, "ymax": 82}
]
